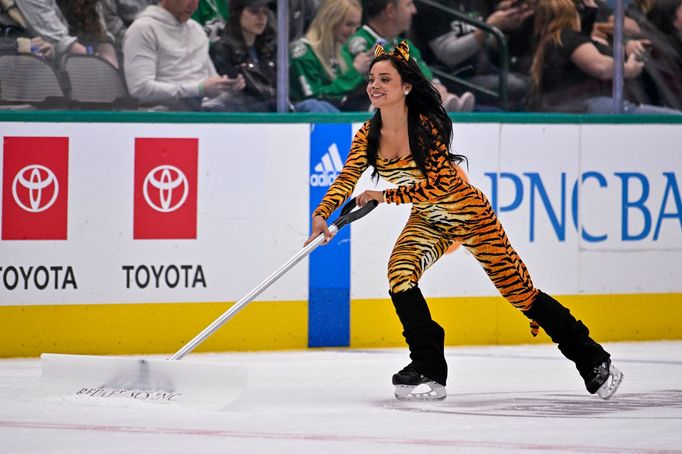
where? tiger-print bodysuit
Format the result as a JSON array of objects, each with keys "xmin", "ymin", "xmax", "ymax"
[{"xmin": 313, "ymin": 120, "xmax": 539, "ymax": 316}]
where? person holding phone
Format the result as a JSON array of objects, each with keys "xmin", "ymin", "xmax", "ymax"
[
  {"xmin": 530, "ymin": 0, "xmax": 681, "ymax": 113},
  {"xmin": 410, "ymin": 0, "xmax": 532, "ymax": 110},
  {"xmin": 124, "ymin": 0, "xmax": 246, "ymax": 111}
]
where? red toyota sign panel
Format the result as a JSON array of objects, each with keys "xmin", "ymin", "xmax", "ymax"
[
  {"xmin": 134, "ymin": 138, "xmax": 198, "ymax": 240},
  {"xmin": 2, "ymin": 137, "xmax": 69, "ymax": 240}
]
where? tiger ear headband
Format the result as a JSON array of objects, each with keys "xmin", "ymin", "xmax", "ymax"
[{"xmin": 374, "ymin": 40, "xmax": 411, "ymax": 63}]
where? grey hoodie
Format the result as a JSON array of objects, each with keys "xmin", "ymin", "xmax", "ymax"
[
  {"xmin": 102, "ymin": 0, "xmax": 157, "ymax": 47},
  {"xmin": 123, "ymin": 5, "xmax": 216, "ymax": 105},
  {"xmin": 15, "ymin": 0, "xmax": 78, "ymax": 57}
]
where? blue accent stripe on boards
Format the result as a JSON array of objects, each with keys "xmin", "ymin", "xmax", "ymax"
[{"xmin": 308, "ymin": 123, "xmax": 352, "ymax": 347}]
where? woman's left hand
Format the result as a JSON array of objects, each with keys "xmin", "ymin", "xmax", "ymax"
[
  {"xmin": 625, "ymin": 39, "xmax": 651, "ymax": 62},
  {"xmin": 356, "ymin": 190, "xmax": 385, "ymax": 207}
]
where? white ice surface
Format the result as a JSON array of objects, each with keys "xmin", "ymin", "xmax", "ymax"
[{"xmin": 1, "ymin": 342, "xmax": 681, "ymax": 453}]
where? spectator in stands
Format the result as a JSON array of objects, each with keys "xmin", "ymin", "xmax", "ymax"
[
  {"xmin": 210, "ymin": 0, "xmax": 277, "ymax": 111},
  {"xmin": 102, "ymin": 0, "xmax": 157, "ymax": 54},
  {"xmin": 637, "ymin": 0, "xmax": 682, "ymax": 109},
  {"xmin": 289, "ymin": 0, "xmax": 372, "ymax": 111},
  {"xmin": 410, "ymin": 0, "xmax": 533, "ymax": 111},
  {"xmin": 573, "ymin": 0, "xmax": 652, "ymax": 107},
  {"xmin": 124, "ymin": 0, "xmax": 246, "ymax": 110},
  {"xmin": 57, "ymin": 0, "xmax": 119, "ymax": 67},
  {"xmin": 626, "ymin": 0, "xmax": 654, "ymax": 29},
  {"xmin": 529, "ymin": 0, "xmax": 680, "ymax": 114},
  {"xmin": 571, "ymin": 0, "xmax": 648, "ymax": 71},
  {"xmin": 651, "ymin": 0, "xmax": 682, "ymax": 48},
  {"xmin": 192, "ymin": 0, "xmax": 228, "ymax": 42},
  {"xmin": 0, "ymin": 0, "xmax": 55, "ymax": 57},
  {"xmin": 652, "ymin": 0, "xmax": 682, "ymax": 42},
  {"xmin": 577, "ymin": 0, "xmax": 642, "ymax": 43},
  {"xmin": 14, "ymin": 0, "xmax": 119, "ymax": 66},
  {"xmin": 289, "ymin": 0, "xmax": 319, "ymax": 40},
  {"xmin": 193, "ymin": 0, "xmax": 322, "ymax": 42},
  {"xmin": 344, "ymin": 0, "xmax": 475, "ymax": 112},
  {"xmin": 0, "ymin": 0, "xmax": 23, "ymax": 36}
]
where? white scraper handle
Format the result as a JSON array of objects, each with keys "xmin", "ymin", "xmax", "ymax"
[{"xmin": 169, "ymin": 198, "xmax": 378, "ymax": 360}]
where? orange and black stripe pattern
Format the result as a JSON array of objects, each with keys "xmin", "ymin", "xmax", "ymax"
[{"xmin": 313, "ymin": 119, "xmax": 539, "ymax": 331}]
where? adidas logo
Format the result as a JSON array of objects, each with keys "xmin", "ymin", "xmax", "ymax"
[{"xmin": 310, "ymin": 143, "xmax": 343, "ymax": 187}]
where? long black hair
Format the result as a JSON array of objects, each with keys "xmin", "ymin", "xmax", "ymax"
[
  {"xmin": 648, "ymin": 0, "xmax": 682, "ymax": 52},
  {"xmin": 365, "ymin": 53, "xmax": 466, "ymax": 182},
  {"xmin": 223, "ymin": 0, "xmax": 277, "ymax": 58}
]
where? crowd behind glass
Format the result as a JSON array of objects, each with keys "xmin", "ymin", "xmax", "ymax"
[{"xmin": 0, "ymin": 0, "xmax": 680, "ymax": 114}]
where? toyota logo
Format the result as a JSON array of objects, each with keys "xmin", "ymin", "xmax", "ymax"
[
  {"xmin": 143, "ymin": 165, "xmax": 189, "ymax": 213},
  {"xmin": 12, "ymin": 164, "xmax": 60, "ymax": 213}
]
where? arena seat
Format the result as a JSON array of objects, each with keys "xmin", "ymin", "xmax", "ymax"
[
  {"xmin": 63, "ymin": 54, "xmax": 138, "ymax": 110},
  {"xmin": 0, "ymin": 54, "xmax": 68, "ymax": 109}
]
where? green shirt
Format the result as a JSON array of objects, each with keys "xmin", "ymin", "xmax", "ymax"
[
  {"xmin": 289, "ymin": 38, "xmax": 364, "ymax": 102},
  {"xmin": 192, "ymin": 0, "xmax": 229, "ymax": 26},
  {"xmin": 342, "ymin": 25, "xmax": 433, "ymax": 80}
]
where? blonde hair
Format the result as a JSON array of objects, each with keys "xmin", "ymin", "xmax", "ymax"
[
  {"xmin": 530, "ymin": 0, "xmax": 581, "ymax": 90},
  {"xmin": 305, "ymin": 0, "xmax": 362, "ymax": 79}
]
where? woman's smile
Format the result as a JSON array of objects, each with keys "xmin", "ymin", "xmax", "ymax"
[{"xmin": 367, "ymin": 60, "xmax": 408, "ymax": 108}]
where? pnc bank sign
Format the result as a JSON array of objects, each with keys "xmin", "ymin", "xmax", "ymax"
[{"xmin": 485, "ymin": 171, "xmax": 682, "ymax": 244}]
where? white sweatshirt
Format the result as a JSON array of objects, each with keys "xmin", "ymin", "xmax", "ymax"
[
  {"xmin": 123, "ymin": 5, "xmax": 216, "ymax": 104},
  {"xmin": 15, "ymin": 0, "xmax": 78, "ymax": 57}
]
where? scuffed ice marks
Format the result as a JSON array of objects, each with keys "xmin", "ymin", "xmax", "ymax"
[{"xmin": 384, "ymin": 390, "xmax": 682, "ymax": 418}]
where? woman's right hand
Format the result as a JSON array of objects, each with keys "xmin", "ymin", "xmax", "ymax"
[
  {"xmin": 304, "ymin": 215, "xmax": 333, "ymax": 246},
  {"xmin": 203, "ymin": 74, "xmax": 245, "ymax": 98}
]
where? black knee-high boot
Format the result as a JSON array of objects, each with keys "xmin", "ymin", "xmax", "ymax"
[
  {"xmin": 524, "ymin": 291, "xmax": 610, "ymax": 392},
  {"xmin": 391, "ymin": 286, "xmax": 448, "ymax": 386}
]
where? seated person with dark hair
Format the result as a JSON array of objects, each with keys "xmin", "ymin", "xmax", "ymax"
[
  {"xmin": 210, "ymin": 0, "xmax": 277, "ymax": 112},
  {"xmin": 625, "ymin": 0, "xmax": 682, "ymax": 109}
]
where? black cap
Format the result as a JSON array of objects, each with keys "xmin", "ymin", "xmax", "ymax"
[{"xmin": 239, "ymin": 0, "xmax": 273, "ymax": 7}]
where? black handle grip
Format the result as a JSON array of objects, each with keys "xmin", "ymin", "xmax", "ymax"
[{"xmin": 332, "ymin": 198, "xmax": 379, "ymax": 230}]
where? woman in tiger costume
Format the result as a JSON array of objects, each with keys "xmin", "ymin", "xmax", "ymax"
[{"xmin": 306, "ymin": 41, "xmax": 623, "ymax": 401}]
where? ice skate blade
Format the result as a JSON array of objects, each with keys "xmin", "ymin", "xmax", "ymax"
[
  {"xmin": 596, "ymin": 364, "xmax": 623, "ymax": 400},
  {"xmin": 394, "ymin": 382, "xmax": 446, "ymax": 401}
]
